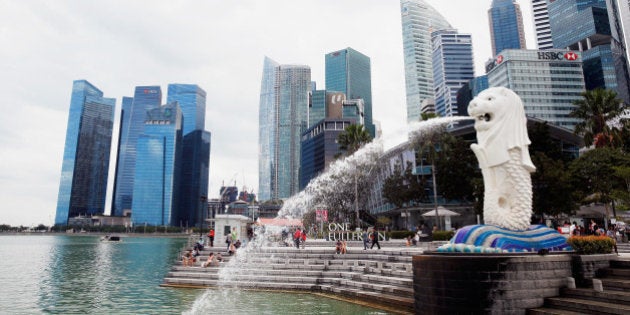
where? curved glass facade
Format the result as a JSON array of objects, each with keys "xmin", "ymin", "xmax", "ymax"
[
  {"xmin": 400, "ymin": 0, "xmax": 452, "ymax": 123},
  {"xmin": 55, "ymin": 80, "xmax": 115, "ymax": 225}
]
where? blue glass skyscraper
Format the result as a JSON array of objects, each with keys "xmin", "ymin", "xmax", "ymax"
[
  {"xmin": 400, "ymin": 0, "xmax": 452, "ymax": 122},
  {"xmin": 258, "ymin": 57, "xmax": 311, "ymax": 201},
  {"xmin": 548, "ymin": 0, "xmax": 630, "ymax": 104},
  {"xmin": 167, "ymin": 84, "xmax": 206, "ymax": 135},
  {"xmin": 325, "ymin": 47, "xmax": 375, "ymax": 137},
  {"xmin": 488, "ymin": 0, "xmax": 527, "ymax": 56},
  {"xmin": 431, "ymin": 29, "xmax": 475, "ymax": 117},
  {"xmin": 167, "ymin": 84, "xmax": 210, "ymax": 227},
  {"xmin": 55, "ymin": 80, "xmax": 115, "ymax": 225},
  {"xmin": 131, "ymin": 102, "xmax": 183, "ymax": 226},
  {"xmin": 111, "ymin": 86, "xmax": 162, "ymax": 217}
]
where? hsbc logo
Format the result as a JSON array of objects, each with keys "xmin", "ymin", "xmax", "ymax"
[
  {"xmin": 537, "ymin": 51, "xmax": 579, "ymax": 61},
  {"xmin": 565, "ymin": 52, "xmax": 578, "ymax": 60}
]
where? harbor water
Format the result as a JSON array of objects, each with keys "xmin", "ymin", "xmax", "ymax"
[{"xmin": 0, "ymin": 235, "xmax": 389, "ymax": 314}]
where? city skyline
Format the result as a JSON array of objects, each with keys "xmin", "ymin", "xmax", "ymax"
[{"xmin": 0, "ymin": 0, "xmax": 536, "ymax": 226}]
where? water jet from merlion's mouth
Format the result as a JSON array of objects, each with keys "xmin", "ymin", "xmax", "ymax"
[{"xmin": 278, "ymin": 116, "xmax": 473, "ymax": 221}]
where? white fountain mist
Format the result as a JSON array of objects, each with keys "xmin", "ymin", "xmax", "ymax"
[{"xmin": 183, "ymin": 116, "xmax": 472, "ymax": 313}]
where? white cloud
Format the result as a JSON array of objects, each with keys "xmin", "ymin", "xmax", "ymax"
[{"xmin": 0, "ymin": 0, "xmax": 536, "ymax": 226}]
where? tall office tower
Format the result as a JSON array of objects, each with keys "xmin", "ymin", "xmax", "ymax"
[
  {"xmin": 167, "ymin": 84, "xmax": 206, "ymax": 135},
  {"xmin": 167, "ymin": 84, "xmax": 211, "ymax": 227},
  {"xmin": 488, "ymin": 0, "xmax": 527, "ymax": 56},
  {"xmin": 531, "ymin": 0, "xmax": 553, "ymax": 49},
  {"xmin": 486, "ymin": 49, "xmax": 585, "ymax": 130},
  {"xmin": 325, "ymin": 47, "xmax": 375, "ymax": 137},
  {"xmin": 258, "ymin": 57, "xmax": 311, "ymax": 201},
  {"xmin": 431, "ymin": 29, "xmax": 475, "ymax": 117},
  {"xmin": 549, "ymin": 0, "xmax": 630, "ymax": 104},
  {"xmin": 400, "ymin": 0, "xmax": 452, "ymax": 123},
  {"xmin": 131, "ymin": 102, "xmax": 183, "ymax": 226},
  {"xmin": 55, "ymin": 80, "xmax": 115, "ymax": 225},
  {"xmin": 111, "ymin": 86, "xmax": 162, "ymax": 217},
  {"xmin": 607, "ymin": 0, "xmax": 630, "ymax": 99}
]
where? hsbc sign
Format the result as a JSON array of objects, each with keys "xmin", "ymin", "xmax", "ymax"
[{"xmin": 537, "ymin": 51, "xmax": 579, "ymax": 61}]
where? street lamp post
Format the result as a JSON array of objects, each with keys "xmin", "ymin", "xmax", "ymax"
[
  {"xmin": 432, "ymin": 164, "xmax": 441, "ymax": 230},
  {"xmin": 199, "ymin": 195, "xmax": 207, "ymax": 238},
  {"xmin": 355, "ymin": 173, "xmax": 359, "ymax": 228}
]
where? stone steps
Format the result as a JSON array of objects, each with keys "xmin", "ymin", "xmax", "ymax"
[
  {"xmin": 529, "ymin": 257, "xmax": 630, "ymax": 314},
  {"xmin": 164, "ymin": 243, "xmax": 419, "ymax": 313},
  {"xmin": 560, "ymin": 288, "xmax": 630, "ymax": 305},
  {"xmin": 528, "ymin": 307, "xmax": 596, "ymax": 315},
  {"xmin": 544, "ymin": 297, "xmax": 630, "ymax": 314}
]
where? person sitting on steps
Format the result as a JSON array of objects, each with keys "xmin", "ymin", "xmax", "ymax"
[{"xmin": 201, "ymin": 252, "xmax": 216, "ymax": 267}]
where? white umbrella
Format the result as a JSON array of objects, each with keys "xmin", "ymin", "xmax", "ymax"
[{"xmin": 421, "ymin": 206, "xmax": 460, "ymax": 217}]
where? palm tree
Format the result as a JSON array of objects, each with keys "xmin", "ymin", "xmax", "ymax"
[
  {"xmin": 337, "ymin": 124, "xmax": 372, "ymax": 156},
  {"xmin": 571, "ymin": 88, "xmax": 625, "ymax": 148}
]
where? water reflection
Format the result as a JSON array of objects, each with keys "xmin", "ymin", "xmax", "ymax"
[{"xmin": 185, "ymin": 288, "xmax": 390, "ymax": 315}]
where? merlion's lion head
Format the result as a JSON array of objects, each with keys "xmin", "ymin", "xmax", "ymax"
[{"xmin": 468, "ymin": 87, "xmax": 535, "ymax": 171}]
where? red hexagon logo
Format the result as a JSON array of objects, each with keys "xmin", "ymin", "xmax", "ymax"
[{"xmin": 564, "ymin": 52, "xmax": 578, "ymax": 61}]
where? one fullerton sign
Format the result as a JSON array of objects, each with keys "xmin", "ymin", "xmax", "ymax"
[{"xmin": 486, "ymin": 50, "xmax": 579, "ymax": 72}]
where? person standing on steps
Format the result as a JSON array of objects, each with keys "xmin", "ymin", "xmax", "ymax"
[
  {"xmin": 293, "ymin": 228, "xmax": 302, "ymax": 249},
  {"xmin": 226, "ymin": 233, "xmax": 233, "ymax": 252},
  {"xmin": 362, "ymin": 229, "xmax": 369, "ymax": 250},
  {"xmin": 371, "ymin": 229, "xmax": 381, "ymax": 250},
  {"xmin": 300, "ymin": 229, "xmax": 307, "ymax": 249},
  {"xmin": 207, "ymin": 228, "xmax": 215, "ymax": 247}
]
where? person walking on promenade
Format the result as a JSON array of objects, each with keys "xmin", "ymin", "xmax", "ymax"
[
  {"xmin": 294, "ymin": 228, "xmax": 302, "ymax": 249},
  {"xmin": 370, "ymin": 229, "xmax": 381, "ymax": 250},
  {"xmin": 208, "ymin": 228, "xmax": 215, "ymax": 247},
  {"xmin": 362, "ymin": 230, "xmax": 369, "ymax": 250}
]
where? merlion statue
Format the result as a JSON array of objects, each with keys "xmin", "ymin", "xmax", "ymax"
[{"xmin": 467, "ymin": 87, "xmax": 535, "ymax": 231}]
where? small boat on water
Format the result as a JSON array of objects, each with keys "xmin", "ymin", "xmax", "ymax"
[{"xmin": 100, "ymin": 235, "xmax": 122, "ymax": 242}]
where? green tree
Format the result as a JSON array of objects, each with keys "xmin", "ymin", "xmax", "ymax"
[
  {"xmin": 337, "ymin": 124, "xmax": 372, "ymax": 156},
  {"xmin": 531, "ymin": 152, "xmax": 575, "ymax": 216},
  {"xmin": 382, "ymin": 161, "xmax": 426, "ymax": 208},
  {"xmin": 569, "ymin": 147, "xmax": 630, "ymax": 219},
  {"xmin": 571, "ymin": 88, "xmax": 625, "ymax": 148},
  {"xmin": 612, "ymin": 165, "xmax": 630, "ymax": 211},
  {"xmin": 434, "ymin": 134, "xmax": 478, "ymax": 201}
]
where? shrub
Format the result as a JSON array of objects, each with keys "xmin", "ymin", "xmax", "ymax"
[
  {"xmin": 567, "ymin": 236, "xmax": 614, "ymax": 254},
  {"xmin": 432, "ymin": 230, "xmax": 455, "ymax": 241}
]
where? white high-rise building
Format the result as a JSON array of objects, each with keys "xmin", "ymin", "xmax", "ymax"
[
  {"xmin": 531, "ymin": 0, "xmax": 553, "ymax": 49},
  {"xmin": 258, "ymin": 57, "xmax": 311, "ymax": 201},
  {"xmin": 400, "ymin": 0, "xmax": 451, "ymax": 123},
  {"xmin": 607, "ymin": 0, "xmax": 630, "ymax": 75}
]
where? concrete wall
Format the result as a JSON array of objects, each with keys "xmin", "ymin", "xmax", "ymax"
[{"xmin": 413, "ymin": 254, "xmax": 573, "ymax": 314}]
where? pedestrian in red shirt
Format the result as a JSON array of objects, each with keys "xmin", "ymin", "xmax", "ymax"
[
  {"xmin": 293, "ymin": 228, "xmax": 302, "ymax": 249},
  {"xmin": 300, "ymin": 229, "xmax": 307, "ymax": 249}
]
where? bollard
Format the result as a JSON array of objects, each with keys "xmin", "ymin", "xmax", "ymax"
[{"xmin": 593, "ymin": 279, "xmax": 603, "ymax": 292}]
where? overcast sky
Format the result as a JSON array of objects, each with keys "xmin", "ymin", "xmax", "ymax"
[{"xmin": 0, "ymin": 0, "xmax": 536, "ymax": 226}]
